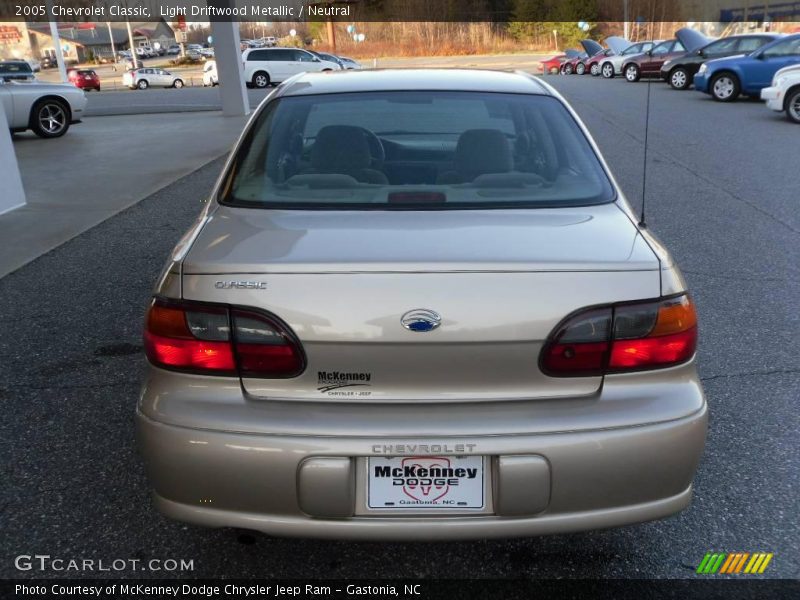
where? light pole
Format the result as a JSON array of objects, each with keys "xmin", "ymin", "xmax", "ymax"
[
  {"xmin": 553, "ymin": 30, "xmax": 558, "ymax": 51},
  {"xmin": 121, "ymin": 0, "xmax": 139, "ymax": 68},
  {"xmin": 45, "ymin": 0, "xmax": 67, "ymax": 82},
  {"xmin": 623, "ymin": 0, "xmax": 629, "ymax": 40},
  {"xmin": 126, "ymin": 19, "xmax": 137, "ymax": 68},
  {"xmin": 106, "ymin": 22, "xmax": 117, "ymax": 67}
]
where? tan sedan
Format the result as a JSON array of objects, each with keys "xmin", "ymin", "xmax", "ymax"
[{"xmin": 136, "ymin": 69, "xmax": 707, "ymax": 540}]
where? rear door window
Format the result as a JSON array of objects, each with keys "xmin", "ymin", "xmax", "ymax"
[
  {"xmin": 736, "ymin": 37, "xmax": 768, "ymax": 53},
  {"xmin": 704, "ymin": 38, "xmax": 738, "ymax": 56},
  {"xmin": 248, "ymin": 50, "xmax": 269, "ymax": 61}
]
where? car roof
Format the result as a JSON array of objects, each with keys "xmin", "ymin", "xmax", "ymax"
[
  {"xmin": 277, "ymin": 69, "xmax": 551, "ymax": 97},
  {"xmin": 246, "ymin": 47, "xmax": 300, "ymax": 52}
]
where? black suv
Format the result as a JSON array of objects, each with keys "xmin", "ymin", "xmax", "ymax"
[{"xmin": 660, "ymin": 33, "xmax": 780, "ymax": 90}]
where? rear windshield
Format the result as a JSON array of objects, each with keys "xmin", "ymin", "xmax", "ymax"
[{"xmin": 221, "ymin": 91, "xmax": 615, "ymax": 210}]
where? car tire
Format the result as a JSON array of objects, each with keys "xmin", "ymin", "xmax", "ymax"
[
  {"xmin": 710, "ymin": 72, "xmax": 740, "ymax": 102},
  {"xmin": 601, "ymin": 62, "xmax": 614, "ymax": 79},
  {"xmin": 29, "ymin": 98, "xmax": 70, "ymax": 138},
  {"xmin": 137, "ymin": 79, "xmax": 149, "ymax": 90},
  {"xmin": 549, "ymin": 67, "xmax": 559, "ymax": 75},
  {"xmin": 590, "ymin": 63, "xmax": 600, "ymax": 76},
  {"xmin": 173, "ymin": 79, "xmax": 184, "ymax": 88},
  {"xmin": 252, "ymin": 71, "xmax": 270, "ymax": 88},
  {"xmin": 564, "ymin": 64, "xmax": 573, "ymax": 75},
  {"xmin": 785, "ymin": 87, "xmax": 800, "ymax": 124},
  {"xmin": 669, "ymin": 67, "xmax": 690, "ymax": 90},
  {"xmin": 576, "ymin": 63, "xmax": 586, "ymax": 75},
  {"xmin": 624, "ymin": 64, "xmax": 640, "ymax": 82}
]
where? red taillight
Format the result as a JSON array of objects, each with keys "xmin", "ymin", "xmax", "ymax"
[
  {"xmin": 143, "ymin": 333, "xmax": 236, "ymax": 371},
  {"xmin": 541, "ymin": 294, "xmax": 698, "ymax": 376},
  {"xmin": 143, "ymin": 299, "xmax": 304, "ymax": 377},
  {"xmin": 608, "ymin": 329, "xmax": 696, "ymax": 369}
]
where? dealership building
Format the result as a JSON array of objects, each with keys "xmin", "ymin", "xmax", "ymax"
[{"xmin": 0, "ymin": 20, "xmax": 176, "ymax": 63}]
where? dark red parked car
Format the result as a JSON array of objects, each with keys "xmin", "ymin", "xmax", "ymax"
[
  {"xmin": 621, "ymin": 28, "xmax": 709, "ymax": 82},
  {"xmin": 574, "ymin": 39, "xmax": 604, "ymax": 75},
  {"xmin": 560, "ymin": 49, "xmax": 587, "ymax": 74},
  {"xmin": 585, "ymin": 48, "xmax": 614, "ymax": 76},
  {"xmin": 67, "ymin": 68, "xmax": 101, "ymax": 92}
]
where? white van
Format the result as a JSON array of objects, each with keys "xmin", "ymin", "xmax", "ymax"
[
  {"xmin": 202, "ymin": 60, "xmax": 218, "ymax": 87},
  {"xmin": 242, "ymin": 47, "xmax": 340, "ymax": 88}
]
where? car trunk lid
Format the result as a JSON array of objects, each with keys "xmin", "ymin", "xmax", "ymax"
[
  {"xmin": 580, "ymin": 39, "xmax": 604, "ymax": 57},
  {"xmin": 675, "ymin": 27, "xmax": 710, "ymax": 53},
  {"xmin": 182, "ymin": 204, "xmax": 660, "ymax": 401},
  {"xmin": 605, "ymin": 36, "xmax": 631, "ymax": 55}
]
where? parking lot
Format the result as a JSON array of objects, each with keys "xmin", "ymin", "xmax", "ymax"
[{"xmin": 1, "ymin": 71, "xmax": 798, "ymax": 579}]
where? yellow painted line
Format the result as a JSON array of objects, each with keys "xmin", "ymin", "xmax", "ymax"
[
  {"xmin": 755, "ymin": 553, "xmax": 768, "ymax": 573},
  {"xmin": 758, "ymin": 553, "xmax": 773, "ymax": 573},
  {"xmin": 744, "ymin": 553, "xmax": 760, "ymax": 573},
  {"xmin": 720, "ymin": 553, "xmax": 736, "ymax": 574}
]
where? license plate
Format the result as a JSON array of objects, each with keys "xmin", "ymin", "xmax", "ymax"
[{"xmin": 367, "ymin": 455, "xmax": 484, "ymax": 509}]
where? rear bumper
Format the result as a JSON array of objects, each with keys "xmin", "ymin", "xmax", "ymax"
[
  {"xmin": 760, "ymin": 85, "xmax": 783, "ymax": 111},
  {"xmin": 135, "ymin": 401, "xmax": 707, "ymax": 540},
  {"xmin": 151, "ymin": 484, "xmax": 695, "ymax": 542}
]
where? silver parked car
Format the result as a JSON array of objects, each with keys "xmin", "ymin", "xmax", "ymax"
[
  {"xmin": 123, "ymin": 67, "xmax": 184, "ymax": 90},
  {"xmin": 137, "ymin": 69, "xmax": 707, "ymax": 540},
  {"xmin": 1, "ymin": 79, "xmax": 87, "ymax": 138}
]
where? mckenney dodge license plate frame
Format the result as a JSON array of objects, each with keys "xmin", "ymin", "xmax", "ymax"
[{"xmin": 367, "ymin": 455, "xmax": 485, "ymax": 510}]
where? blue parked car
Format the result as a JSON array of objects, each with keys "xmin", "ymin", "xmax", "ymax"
[{"xmin": 694, "ymin": 33, "xmax": 800, "ymax": 102}]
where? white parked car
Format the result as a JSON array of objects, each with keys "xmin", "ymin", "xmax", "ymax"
[
  {"xmin": 761, "ymin": 64, "xmax": 800, "ymax": 123},
  {"xmin": 123, "ymin": 68, "xmax": 185, "ymax": 90},
  {"xmin": 202, "ymin": 60, "xmax": 218, "ymax": 87},
  {"xmin": 242, "ymin": 47, "xmax": 340, "ymax": 88},
  {"xmin": 0, "ymin": 79, "xmax": 86, "ymax": 138},
  {"xmin": 200, "ymin": 48, "xmax": 215, "ymax": 58}
]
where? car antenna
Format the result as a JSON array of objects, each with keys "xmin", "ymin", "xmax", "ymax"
[{"xmin": 638, "ymin": 73, "xmax": 653, "ymax": 229}]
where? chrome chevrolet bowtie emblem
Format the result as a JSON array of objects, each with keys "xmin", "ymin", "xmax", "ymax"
[{"xmin": 400, "ymin": 309, "xmax": 442, "ymax": 332}]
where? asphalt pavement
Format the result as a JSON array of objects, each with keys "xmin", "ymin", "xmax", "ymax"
[
  {"xmin": 1, "ymin": 112, "xmax": 247, "ymax": 278},
  {"xmin": 1, "ymin": 74, "xmax": 798, "ymax": 580}
]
